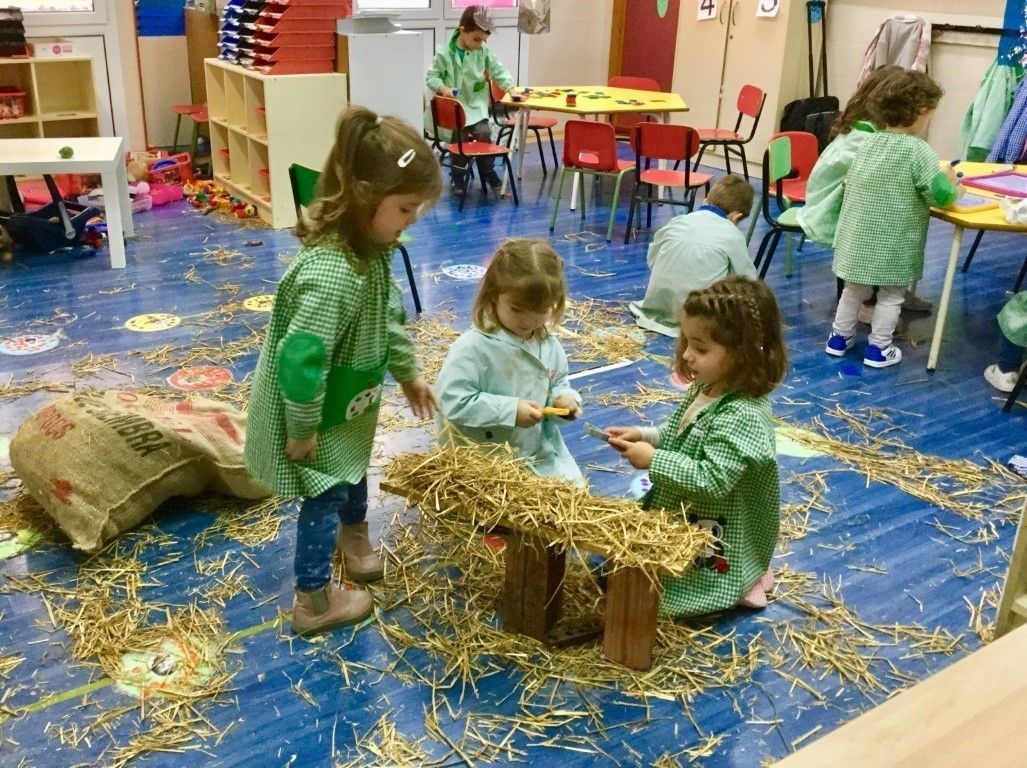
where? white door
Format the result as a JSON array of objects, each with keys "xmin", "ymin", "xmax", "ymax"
[{"xmin": 671, "ymin": 0, "xmax": 730, "ymax": 130}]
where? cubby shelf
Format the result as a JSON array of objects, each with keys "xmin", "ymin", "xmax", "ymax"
[
  {"xmin": 0, "ymin": 56, "xmax": 98, "ymax": 139},
  {"xmin": 204, "ymin": 57, "xmax": 348, "ymax": 229}
]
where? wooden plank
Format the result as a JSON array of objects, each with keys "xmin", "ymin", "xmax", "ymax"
[
  {"xmin": 501, "ymin": 532, "xmax": 565, "ymax": 643},
  {"xmin": 774, "ymin": 625, "xmax": 1027, "ymax": 767},
  {"xmin": 995, "ymin": 500, "xmax": 1027, "ymax": 638},
  {"xmin": 602, "ymin": 567, "xmax": 658, "ymax": 670}
]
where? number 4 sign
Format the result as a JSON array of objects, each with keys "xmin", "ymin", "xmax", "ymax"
[
  {"xmin": 697, "ymin": 0, "xmax": 718, "ymax": 21},
  {"xmin": 756, "ymin": 0, "xmax": 781, "ymax": 17}
]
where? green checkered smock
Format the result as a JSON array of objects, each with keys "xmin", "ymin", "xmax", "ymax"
[
  {"xmin": 640, "ymin": 386, "xmax": 780, "ymax": 617},
  {"xmin": 833, "ymin": 131, "xmax": 959, "ymax": 286},
  {"xmin": 245, "ymin": 236, "xmax": 419, "ymax": 498}
]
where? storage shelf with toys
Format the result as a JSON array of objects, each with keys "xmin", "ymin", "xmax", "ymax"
[
  {"xmin": 0, "ymin": 56, "xmax": 98, "ymax": 140},
  {"xmin": 203, "ymin": 57, "xmax": 347, "ymax": 229}
]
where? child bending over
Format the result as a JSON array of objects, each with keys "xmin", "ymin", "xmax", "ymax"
[
  {"xmin": 629, "ymin": 175, "xmax": 756, "ymax": 338},
  {"xmin": 435, "ymin": 238, "xmax": 582, "ymax": 481},
  {"xmin": 246, "ymin": 107, "xmax": 442, "ymax": 636},
  {"xmin": 826, "ymin": 70, "xmax": 960, "ymax": 368},
  {"xmin": 606, "ymin": 276, "xmax": 788, "ymax": 616}
]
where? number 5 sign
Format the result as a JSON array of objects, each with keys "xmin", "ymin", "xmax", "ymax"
[
  {"xmin": 756, "ymin": 0, "xmax": 780, "ymax": 17},
  {"xmin": 697, "ymin": 0, "xmax": 718, "ymax": 21}
]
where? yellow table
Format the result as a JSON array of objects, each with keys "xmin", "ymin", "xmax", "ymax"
[
  {"xmin": 500, "ymin": 85, "xmax": 689, "ymax": 181},
  {"xmin": 928, "ymin": 161, "xmax": 1027, "ymax": 371}
]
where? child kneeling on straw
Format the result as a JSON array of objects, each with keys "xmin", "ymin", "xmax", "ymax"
[{"xmin": 605, "ymin": 276, "xmax": 787, "ymax": 615}]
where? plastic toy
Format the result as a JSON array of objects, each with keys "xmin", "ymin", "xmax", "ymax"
[{"xmin": 58, "ymin": 145, "xmax": 73, "ymax": 159}]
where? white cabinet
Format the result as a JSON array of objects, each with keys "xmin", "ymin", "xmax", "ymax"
[
  {"xmin": 204, "ymin": 58, "xmax": 347, "ymax": 229},
  {"xmin": 672, "ymin": 0, "xmax": 807, "ymax": 169},
  {"xmin": 340, "ymin": 25, "xmax": 425, "ymax": 131}
]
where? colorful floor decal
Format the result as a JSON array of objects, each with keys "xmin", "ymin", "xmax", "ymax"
[
  {"xmin": 114, "ymin": 636, "xmax": 217, "ymax": 699},
  {"xmin": 0, "ymin": 529, "xmax": 42, "ymax": 560},
  {"xmin": 124, "ymin": 313, "xmax": 181, "ymax": 333},
  {"xmin": 775, "ymin": 424, "xmax": 827, "ymax": 459},
  {"xmin": 242, "ymin": 294, "xmax": 275, "ymax": 313},
  {"xmin": 440, "ymin": 264, "xmax": 487, "ymax": 281},
  {"xmin": 167, "ymin": 366, "xmax": 234, "ymax": 392},
  {"xmin": 0, "ymin": 333, "xmax": 61, "ymax": 356}
]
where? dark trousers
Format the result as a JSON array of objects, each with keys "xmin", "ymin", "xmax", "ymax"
[
  {"xmin": 294, "ymin": 478, "xmax": 368, "ymax": 591},
  {"xmin": 998, "ymin": 333, "xmax": 1026, "ymax": 373},
  {"xmin": 451, "ymin": 118, "xmax": 496, "ymax": 181}
]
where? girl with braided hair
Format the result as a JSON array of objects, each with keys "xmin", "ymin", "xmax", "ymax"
[{"xmin": 605, "ymin": 276, "xmax": 787, "ymax": 616}]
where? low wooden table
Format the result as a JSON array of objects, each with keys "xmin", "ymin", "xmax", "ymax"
[
  {"xmin": 773, "ymin": 624, "xmax": 1027, "ymax": 766},
  {"xmin": 381, "ymin": 483, "xmax": 662, "ymax": 670}
]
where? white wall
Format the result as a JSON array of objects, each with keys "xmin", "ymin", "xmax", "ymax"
[{"xmin": 828, "ymin": 1, "xmax": 1006, "ymax": 158}]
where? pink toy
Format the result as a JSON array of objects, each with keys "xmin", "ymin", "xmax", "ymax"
[{"xmin": 148, "ymin": 183, "xmax": 184, "ymax": 206}]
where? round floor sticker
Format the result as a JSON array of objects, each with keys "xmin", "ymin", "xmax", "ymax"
[
  {"xmin": 628, "ymin": 473, "xmax": 652, "ymax": 500},
  {"xmin": 115, "ymin": 636, "xmax": 217, "ymax": 699},
  {"xmin": 0, "ymin": 333, "xmax": 61, "ymax": 356},
  {"xmin": 167, "ymin": 366, "xmax": 234, "ymax": 391},
  {"xmin": 441, "ymin": 264, "xmax": 487, "ymax": 281},
  {"xmin": 125, "ymin": 313, "xmax": 181, "ymax": 332},
  {"xmin": 242, "ymin": 294, "xmax": 275, "ymax": 312}
]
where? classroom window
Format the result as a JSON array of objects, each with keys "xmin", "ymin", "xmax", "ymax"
[
  {"xmin": 17, "ymin": 0, "xmax": 95, "ymax": 11},
  {"xmin": 451, "ymin": 0, "xmax": 517, "ymax": 7},
  {"xmin": 356, "ymin": 0, "xmax": 432, "ymax": 9}
]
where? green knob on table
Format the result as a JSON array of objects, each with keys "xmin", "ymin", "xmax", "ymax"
[{"xmin": 58, "ymin": 146, "xmax": 74, "ymax": 159}]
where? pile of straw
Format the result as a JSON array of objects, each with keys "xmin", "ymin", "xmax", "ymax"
[{"xmin": 383, "ymin": 444, "xmax": 711, "ymax": 577}]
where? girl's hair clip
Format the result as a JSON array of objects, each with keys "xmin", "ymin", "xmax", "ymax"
[
  {"xmin": 374, "ymin": 115, "xmax": 384, "ymax": 126},
  {"xmin": 397, "ymin": 149, "xmax": 416, "ymax": 168}
]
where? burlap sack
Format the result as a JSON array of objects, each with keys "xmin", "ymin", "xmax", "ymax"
[{"xmin": 10, "ymin": 390, "xmax": 270, "ymax": 552}]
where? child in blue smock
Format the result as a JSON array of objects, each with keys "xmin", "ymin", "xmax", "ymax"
[
  {"xmin": 435, "ymin": 238, "xmax": 582, "ymax": 481},
  {"xmin": 426, "ymin": 5, "xmax": 515, "ymax": 196}
]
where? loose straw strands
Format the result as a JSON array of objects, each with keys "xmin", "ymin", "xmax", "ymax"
[
  {"xmin": 590, "ymin": 382, "xmax": 680, "ymax": 421},
  {"xmin": 556, "ymin": 298, "xmax": 646, "ymax": 365},
  {"xmin": 777, "ymin": 407, "xmax": 1026, "ymax": 523},
  {"xmin": 383, "ymin": 444, "xmax": 711, "ymax": 577}
]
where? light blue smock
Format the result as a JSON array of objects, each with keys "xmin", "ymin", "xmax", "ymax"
[{"xmin": 435, "ymin": 326, "xmax": 582, "ymax": 481}]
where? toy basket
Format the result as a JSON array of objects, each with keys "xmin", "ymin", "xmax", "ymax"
[
  {"xmin": 0, "ymin": 86, "xmax": 26, "ymax": 119},
  {"xmin": 147, "ymin": 152, "xmax": 194, "ymax": 185}
]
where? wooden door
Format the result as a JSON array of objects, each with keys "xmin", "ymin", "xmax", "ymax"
[
  {"xmin": 609, "ymin": 0, "xmax": 682, "ymax": 92},
  {"xmin": 669, "ymin": 0, "xmax": 730, "ymax": 130},
  {"xmin": 719, "ymin": 0, "xmax": 797, "ymax": 154}
]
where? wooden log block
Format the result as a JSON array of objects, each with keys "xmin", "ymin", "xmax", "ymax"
[
  {"xmin": 501, "ymin": 531, "xmax": 565, "ymax": 643},
  {"xmin": 602, "ymin": 566, "xmax": 659, "ymax": 670}
]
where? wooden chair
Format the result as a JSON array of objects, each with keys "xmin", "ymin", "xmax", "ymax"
[
  {"xmin": 693, "ymin": 83, "xmax": 766, "ymax": 181},
  {"xmin": 288, "ymin": 163, "xmax": 423, "ymax": 316},
  {"xmin": 489, "ymin": 79, "xmax": 558, "ymax": 176},
  {"xmin": 607, "ymin": 75, "xmax": 661, "ymax": 143},
  {"xmin": 624, "ymin": 122, "xmax": 712, "ymax": 244},
  {"xmin": 430, "ymin": 95, "xmax": 519, "ymax": 212},
  {"xmin": 549, "ymin": 120, "xmax": 635, "ymax": 243},
  {"xmin": 752, "ymin": 135, "xmax": 804, "ymax": 279}
]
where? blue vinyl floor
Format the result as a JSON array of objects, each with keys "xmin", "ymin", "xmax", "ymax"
[{"xmin": 0, "ymin": 148, "xmax": 1025, "ymax": 767}]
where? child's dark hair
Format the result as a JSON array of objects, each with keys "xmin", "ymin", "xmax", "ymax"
[
  {"xmin": 675, "ymin": 276, "xmax": 787, "ymax": 398},
  {"xmin": 298, "ymin": 106, "xmax": 442, "ymax": 263},
  {"xmin": 829, "ymin": 64, "xmax": 905, "ymax": 139},
  {"xmin": 705, "ymin": 175, "xmax": 753, "ymax": 217},
  {"xmin": 868, "ymin": 69, "xmax": 943, "ymax": 129},
  {"xmin": 472, "ymin": 239, "xmax": 566, "ymax": 337},
  {"xmin": 459, "ymin": 5, "xmax": 493, "ymax": 34}
]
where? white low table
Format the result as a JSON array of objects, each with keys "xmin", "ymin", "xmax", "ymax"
[{"xmin": 0, "ymin": 137, "xmax": 133, "ymax": 269}]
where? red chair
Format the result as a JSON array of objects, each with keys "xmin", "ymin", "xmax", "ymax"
[
  {"xmin": 430, "ymin": 95, "xmax": 519, "ymax": 212},
  {"xmin": 693, "ymin": 84, "xmax": 766, "ymax": 181},
  {"xmin": 549, "ymin": 120, "xmax": 634, "ymax": 242},
  {"xmin": 489, "ymin": 79, "xmax": 559, "ymax": 176},
  {"xmin": 768, "ymin": 130, "xmax": 818, "ymax": 204},
  {"xmin": 607, "ymin": 75, "xmax": 661, "ymax": 143},
  {"xmin": 625, "ymin": 122, "xmax": 713, "ymax": 244}
]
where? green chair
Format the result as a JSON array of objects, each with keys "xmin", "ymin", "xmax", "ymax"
[
  {"xmin": 288, "ymin": 163, "xmax": 422, "ymax": 316},
  {"xmin": 752, "ymin": 135, "xmax": 804, "ymax": 279},
  {"xmin": 549, "ymin": 120, "xmax": 635, "ymax": 243}
]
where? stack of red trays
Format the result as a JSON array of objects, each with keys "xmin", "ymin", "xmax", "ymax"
[{"xmin": 248, "ymin": 0, "xmax": 351, "ymax": 74}]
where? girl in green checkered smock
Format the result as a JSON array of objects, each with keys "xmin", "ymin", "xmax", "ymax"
[
  {"xmin": 245, "ymin": 106, "xmax": 442, "ymax": 636},
  {"xmin": 827, "ymin": 71, "xmax": 960, "ymax": 369},
  {"xmin": 606, "ymin": 276, "xmax": 788, "ymax": 617}
]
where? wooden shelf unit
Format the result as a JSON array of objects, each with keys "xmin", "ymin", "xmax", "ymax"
[
  {"xmin": 0, "ymin": 56, "xmax": 99, "ymax": 140},
  {"xmin": 203, "ymin": 58, "xmax": 348, "ymax": 229}
]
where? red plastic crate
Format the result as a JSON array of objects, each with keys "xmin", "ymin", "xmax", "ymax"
[
  {"xmin": 253, "ymin": 44, "xmax": 336, "ymax": 62},
  {"xmin": 0, "ymin": 87, "xmax": 26, "ymax": 119},
  {"xmin": 254, "ymin": 17, "xmax": 338, "ymax": 33},
  {"xmin": 252, "ymin": 30, "xmax": 335, "ymax": 47},
  {"xmin": 147, "ymin": 152, "xmax": 194, "ymax": 185}
]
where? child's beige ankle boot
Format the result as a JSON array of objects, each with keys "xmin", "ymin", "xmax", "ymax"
[
  {"xmin": 336, "ymin": 521, "xmax": 384, "ymax": 583},
  {"xmin": 291, "ymin": 582, "xmax": 373, "ymax": 636}
]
